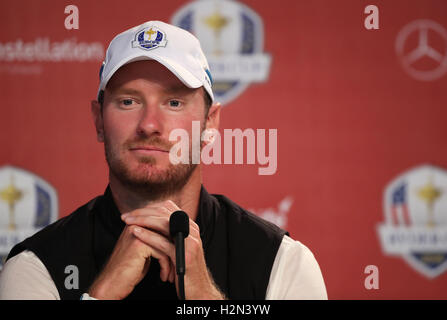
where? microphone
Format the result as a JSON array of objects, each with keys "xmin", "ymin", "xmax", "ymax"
[{"xmin": 169, "ymin": 210, "xmax": 189, "ymax": 300}]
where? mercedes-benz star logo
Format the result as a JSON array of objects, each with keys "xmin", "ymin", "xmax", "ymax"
[{"xmin": 396, "ymin": 19, "xmax": 447, "ymax": 81}]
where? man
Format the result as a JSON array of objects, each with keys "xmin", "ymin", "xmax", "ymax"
[{"xmin": 0, "ymin": 21, "xmax": 327, "ymax": 300}]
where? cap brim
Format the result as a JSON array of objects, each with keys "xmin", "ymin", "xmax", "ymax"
[{"xmin": 99, "ymin": 53, "xmax": 203, "ymax": 93}]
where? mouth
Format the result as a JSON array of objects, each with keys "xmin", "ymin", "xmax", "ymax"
[{"xmin": 129, "ymin": 145, "xmax": 169, "ymax": 154}]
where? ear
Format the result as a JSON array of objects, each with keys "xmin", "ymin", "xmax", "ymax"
[
  {"xmin": 205, "ymin": 102, "xmax": 221, "ymax": 131},
  {"xmin": 91, "ymin": 100, "xmax": 104, "ymax": 142}
]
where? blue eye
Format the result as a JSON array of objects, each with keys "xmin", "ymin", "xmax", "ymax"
[
  {"xmin": 122, "ymin": 99, "xmax": 133, "ymax": 106},
  {"xmin": 169, "ymin": 100, "xmax": 181, "ymax": 107}
]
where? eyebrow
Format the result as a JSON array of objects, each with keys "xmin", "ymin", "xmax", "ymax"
[
  {"xmin": 108, "ymin": 84, "xmax": 196, "ymax": 98},
  {"xmin": 109, "ymin": 88, "xmax": 143, "ymax": 96}
]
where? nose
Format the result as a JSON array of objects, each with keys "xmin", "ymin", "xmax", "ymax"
[{"xmin": 136, "ymin": 102, "xmax": 163, "ymax": 137}]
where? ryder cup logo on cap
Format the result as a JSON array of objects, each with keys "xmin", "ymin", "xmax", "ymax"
[
  {"xmin": 98, "ymin": 21, "xmax": 214, "ymax": 102},
  {"xmin": 131, "ymin": 26, "xmax": 167, "ymax": 50}
]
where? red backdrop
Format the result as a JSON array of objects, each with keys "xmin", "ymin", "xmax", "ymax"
[{"xmin": 1, "ymin": 0, "xmax": 447, "ymax": 299}]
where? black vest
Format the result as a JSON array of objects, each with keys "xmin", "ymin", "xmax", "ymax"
[{"xmin": 7, "ymin": 186, "xmax": 287, "ymax": 300}]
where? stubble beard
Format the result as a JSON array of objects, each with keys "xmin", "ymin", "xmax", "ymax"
[{"xmin": 104, "ymin": 134, "xmax": 198, "ymax": 201}]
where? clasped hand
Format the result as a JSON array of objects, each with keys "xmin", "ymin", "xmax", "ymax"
[{"xmin": 88, "ymin": 200, "xmax": 224, "ymax": 300}]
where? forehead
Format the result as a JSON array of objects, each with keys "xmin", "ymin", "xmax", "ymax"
[{"xmin": 105, "ymin": 60, "xmax": 194, "ymax": 95}]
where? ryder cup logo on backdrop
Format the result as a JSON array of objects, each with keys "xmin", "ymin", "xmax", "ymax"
[
  {"xmin": 0, "ymin": 166, "xmax": 58, "ymax": 270},
  {"xmin": 377, "ymin": 165, "xmax": 447, "ymax": 278},
  {"xmin": 171, "ymin": 0, "xmax": 271, "ymax": 105},
  {"xmin": 132, "ymin": 26, "xmax": 167, "ymax": 51}
]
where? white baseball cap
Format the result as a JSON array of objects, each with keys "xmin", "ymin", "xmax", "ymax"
[{"xmin": 97, "ymin": 20, "xmax": 214, "ymax": 103}]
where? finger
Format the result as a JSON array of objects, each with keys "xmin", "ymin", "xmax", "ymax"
[
  {"xmin": 153, "ymin": 248, "xmax": 172, "ymax": 282},
  {"xmin": 124, "ymin": 211, "xmax": 200, "ymax": 237},
  {"xmin": 188, "ymin": 219, "xmax": 200, "ymax": 236},
  {"xmin": 124, "ymin": 215, "xmax": 170, "ymax": 237},
  {"xmin": 132, "ymin": 226, "xmax": 176, "ymax": 262},
  {"xmin": 123, "ymin": 200, "xmax": 181, "ymax": 218},
  {"xmin": 125, "ymin": 215, "xmax": 200, "ymax": 239},
  {"xmin": 169, "ymin": 259, "xmax": 176, "ymax": 283},
  {"xmin": 141, "ymin": 200, "xmax": 179, "ymax": 214},
  {"xmin": 132, "ymin": 229, "xmax": 173, "ymax": 282},
  {"xmin": 121, "ymin": 206, "xmax": 170, "ymax": 219},
  {"xmin": 163, "ymin": 200, "xmax": 180, "ymax": 212},
  {"xmin": 144, "ymin": 199, "xmax": 180, "ymax": 212}
]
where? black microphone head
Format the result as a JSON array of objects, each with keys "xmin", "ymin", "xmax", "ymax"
[{"xmin": 169, "ymin": 210, "xmax": 189, "ymax": 238}]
